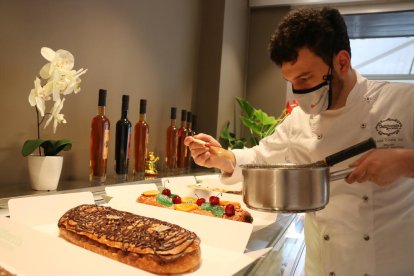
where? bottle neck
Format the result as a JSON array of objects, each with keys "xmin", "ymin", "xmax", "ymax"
[
  {"xmin": 181, "ymin": 120, "xmax": 186, "ymax": 127},
  {"xmin": 139, "ymin": 113, "xmax": 146, "ymax": 122},
  {"xmin": 170, "ymin": 119, "xmax": 176, "ymax": 126},
  {"xmin": 98, "ymin": 106, "xmax": 105, "ymax": 116},
  {"xmin": 121, "ymin": 109, "xmax": 128, "ymax": 119}
]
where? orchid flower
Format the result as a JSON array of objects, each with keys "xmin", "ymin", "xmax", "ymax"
[
  {"xmin": 44, "ymin": 98, "xmax": 66, "ymax": 133},
  {"xmin": 28, "ymin": 77, "xmax": 46, "ymax": 116}
]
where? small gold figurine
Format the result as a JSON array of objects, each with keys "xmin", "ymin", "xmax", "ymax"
[{"xmin": 145, "ymin": 151, "xmax": 159, "ymax": 177}]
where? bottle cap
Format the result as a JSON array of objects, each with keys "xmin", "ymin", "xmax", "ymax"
[
  {"xmin": 98, "ymin": 89, "xmax": 107, "ymax": 106},
  {"xmin": 181, "ymin": 109, "xmax": 187, "ymax": 122},
  {"xmin": 170, "ymin": 107, "xmax": 177, "ymax": 120},
  {"xmin": 122, "ymin": 95, "xmax": 129, "ymax": 111},
  {"xmin": 140, "ymin": 99, "xmax": 147, "ymax": 114}
]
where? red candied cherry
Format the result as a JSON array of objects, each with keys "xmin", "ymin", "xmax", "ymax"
[
  {"xmin": 196, "ymin": 198, "xmax": 206, "ymax": 206},
  {"xmin": 172, "ymin": 195, "xmax": 182, "ymax": 204},
  {"xmin": 209, "ymin": 196, "xmax": 220, "ymax": 206},
  {"xmin": 162, "ymin": 188, "xmax": 171, "ymax": 197},
  {"xmin": 225, "ymin": 204, "xmax": 235, "ymax": 216}
]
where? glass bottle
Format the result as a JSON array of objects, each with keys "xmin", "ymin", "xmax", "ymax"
[
  {"xmin": 134, "ymin": 99, "xmax": 149, "ymax": 178},
  {"xmin": 115, "ymin": 95, "xmax": 132, "ymax": 180},
  {"xmin": 177, "ymin": 109, "xmax": 187, "ymax": 170},
  {"xmin": 90, "ymin": 89, "xmax": 110, "ymax": 183},
  {"xmin": 166, "ymin": 107, "xmax": 178, "ymax": 172}
]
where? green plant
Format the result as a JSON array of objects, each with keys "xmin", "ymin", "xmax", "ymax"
[
  {"xmin": 220, "ymin": 97, "xmax": 297, "ymax": 149},
  {"xmin": 21, "ymin": 47, "xmax": 87, "ymax": 157}
]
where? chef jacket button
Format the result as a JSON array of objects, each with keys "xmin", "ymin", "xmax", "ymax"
[
  {"xmin": 363, "ymin": 195, "xmax": 369, "ymax": 202},
  {"xmin": 364, "ymin": 96, "xmax": 370, "ymax": 102},
  {"xmin": 323, "ymin": 234, "xmax": 330, "ymax": 241},
  {"xmin": 317, "ymin": 134, "xmax": 323, "ymax": 140},
  {"xmin": 329, "ymin": 272, "xmax": 335, "ymax": 276},
  {"xmin": 363, "ymin": 234, "xmax": 370, "ymax": 241},
  {"xmin": 360, "ymin": 123, "xmax": 367, "ymax": 129}
]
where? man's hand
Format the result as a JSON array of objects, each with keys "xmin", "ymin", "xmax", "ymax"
[
  {"xmin": 184, "ymin": 133, "xmax": 236, "ymax": 174},
  {"xmin": 346, "ymin": 148, "xmax": 414, "ymax": 186}
]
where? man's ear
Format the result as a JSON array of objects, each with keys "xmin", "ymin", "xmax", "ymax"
[{"xmin": 336, "ymin": 50, "xmax": 351, "ymax": 73}]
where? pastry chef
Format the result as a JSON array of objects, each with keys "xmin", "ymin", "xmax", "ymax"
[{"xmin": 185, "ymin": 7, "xmax": 414, "ymax": 276}]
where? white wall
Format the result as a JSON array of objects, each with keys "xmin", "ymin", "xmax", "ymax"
[{"xmin": 217, "ymin": 0, "xmax": 249, "ymax": 138}]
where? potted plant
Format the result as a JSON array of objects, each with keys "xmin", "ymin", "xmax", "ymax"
[
  {"xmin": 22, "ymin": 47, "xmax": 87, "ymax": 190},
  {"xmin": 220, "ymin": 97, "xmax": 298, "ymax": 149}
]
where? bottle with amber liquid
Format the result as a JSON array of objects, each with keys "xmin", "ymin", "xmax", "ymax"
[
  {"xmin": 90, "ymin": 89, "xmax": 110, "ymax": 183},
  {"xmin": 166, "ymin": 107, "xmax": 178, "ymax": 172},
  {"xmin": 134, "ymin": 99, "xmax": 149, "ymax": 178},
  {"xmin": 177, "ymin": 109, "xmax": 187, "ymax": 170},
  {"xmin": 115, "ymin": 95, "xmax": 132, "ymax": 180}
]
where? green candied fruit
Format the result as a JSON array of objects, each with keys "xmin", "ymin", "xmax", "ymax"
[
  {"xmin": 211, "ymin": 205, "xmax": 224, "ymax": 216},
  {"xmin": 200, "ymin": 202, "xmax": 212, "ymax": 211},
  {"xmin": 156, "ymin": 193, "xmax": 173, "ymax": 207}
]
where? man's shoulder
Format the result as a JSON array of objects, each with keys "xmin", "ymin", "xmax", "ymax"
[{"xmin": 367, "ymin": 79, "xmax": 414, "ymax": 96}]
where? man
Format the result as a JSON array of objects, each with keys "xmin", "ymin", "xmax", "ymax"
[{"xmin": 185, "ymin": 7, "xmax": 414, "ymax": 275}]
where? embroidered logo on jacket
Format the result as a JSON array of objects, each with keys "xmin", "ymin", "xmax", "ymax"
[{"xmin": 376, "ymin": 118, "xmax": 402, "ymax": 136}]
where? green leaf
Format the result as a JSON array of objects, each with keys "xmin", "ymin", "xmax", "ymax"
[
  {"xmin": 232, "ymin": 140, "xmax": 245, "ymax": 149},
  {"xmin": 21, "ymin": 139, "xmax": 45, "ymax": 157},
  {"xmin": 241, "ymin": 117, "xmax": 262, "ymax": 136},
  {"xmin": 253, "ymin": 109, "xmax": 277, "ymax": 125},
  {"xmin": 220, "ymin": 123, "xmax": 232, "ymax": 140},
  {"xmin": 263, "ymin": 123, "xmax": 278, "ymax": 137},
  {"xmin": 21, "ymin": 139, "xmax": 72, "ymax": 157},
  {"xmin": 236, "ymin": 97, "xmax": 254, "ymax": 117},
  {"xmin": 247, "ymin": 136, "xmax": 259, "ymax": 147},
  {"xmin": 53, "ymin": 139, "xmax": 72, "ymax": 155}
]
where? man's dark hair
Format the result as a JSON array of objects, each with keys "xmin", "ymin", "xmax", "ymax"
[{"xmin": 269, "ymin": 7, "xmax": 351, "ymax": 67}]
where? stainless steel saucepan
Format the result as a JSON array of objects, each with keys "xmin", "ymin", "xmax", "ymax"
[{"xmin": 241, "ymin": 138, "xmax": 376, "ymax": 213}]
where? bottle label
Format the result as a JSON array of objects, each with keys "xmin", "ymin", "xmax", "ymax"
[{"xmin": 103, "ymin": 129, "xmax": 110, "ymax": 159}]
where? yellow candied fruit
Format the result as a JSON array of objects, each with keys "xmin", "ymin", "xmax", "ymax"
[
  {"xmin": 219, "ymin": 201, "xmax": 241, "ymax": 208},
  {"xmin": 174, "ymin": 203, "xmax": 199, "ymax": 212},
  {"xmin": 181, "ymin": 196, "xmax": 197, "ymax": 204},
  {"xmin": 142, "ymin": 190, "xmax": 160, "ymax": 196}
]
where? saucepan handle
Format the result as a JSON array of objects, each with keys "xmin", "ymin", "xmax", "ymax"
[
  {"xmin": 330, "ymin": 167, "xmax": 354, "ymax": 181},
  {"xmin": 325, "ymin": 138, "xmax": 376, "ymax": 167}
]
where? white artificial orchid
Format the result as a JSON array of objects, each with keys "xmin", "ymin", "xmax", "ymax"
[
  {"xmin": 23, "ymin": 46, "xmax": 86, "ymax": 157},
  {"xmin": 28, "ymin": 46, "xmax": 87, "ymax": 134}
]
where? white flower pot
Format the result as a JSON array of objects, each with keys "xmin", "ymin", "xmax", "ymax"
[{"xmin": 28, "ymin": 155, "xmax": 63, "ymax": 191}]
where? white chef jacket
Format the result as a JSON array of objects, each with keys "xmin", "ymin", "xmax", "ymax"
[{"xmin": 223, "ymin": 72, "xmax": 414, "ymax": 275}]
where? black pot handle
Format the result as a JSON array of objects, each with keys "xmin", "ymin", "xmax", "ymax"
[{"xmin": 325, "ymin": 138, "xmax": 376, "ymax": 167}]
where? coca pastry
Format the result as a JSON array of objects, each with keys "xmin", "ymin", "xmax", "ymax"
[
  {"xmin": 137, "ymin": 189, "xmax": 253, "ymax": 223},
  {"xmin": 58, "ymin": 204, "xmax": 201, "ymax": 274}
]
